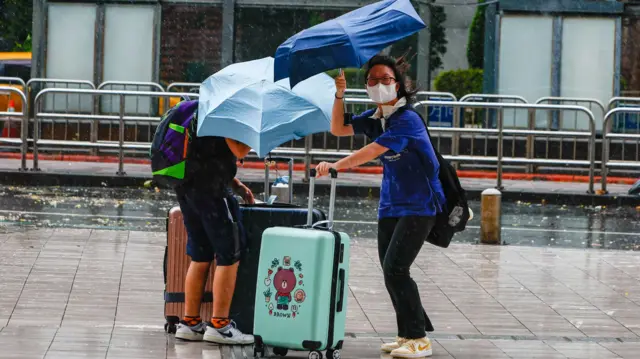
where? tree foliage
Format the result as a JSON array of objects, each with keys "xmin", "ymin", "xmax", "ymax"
[
  {"xmin": 466, "ymin": 0, "xmax": 486, "ymax": 69},
  {"xmin": 429, "ymin": 4, "xmax": 447, "ymax": 73},
  {"xmin": 0, "ymin": 0, "xmax": 33, "ymax": 52}
]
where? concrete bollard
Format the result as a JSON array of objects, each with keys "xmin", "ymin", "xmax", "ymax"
[{"xmin": 480, "ymin": 188, "xmax": 502, "ymax": 245}]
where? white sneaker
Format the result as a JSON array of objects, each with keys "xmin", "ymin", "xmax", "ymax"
[
  {"xmin": 381, "ymin": 337, "xmax": 408, "ymax": 353},
  {"xmin": 390, "ymin": 337, "xmax": 433, "ymax": 358},
  {"xmin": 175, "ymin": 320, "xmax": 208, "ymax": 341},
  {"xmin": 203, "ymin": 321, "xmax": 254, "ymax": 345}
]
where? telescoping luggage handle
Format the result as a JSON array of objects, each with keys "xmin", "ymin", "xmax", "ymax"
[{"xmin": 306, "ymin": 168, "xmax": 338, "ymax": 230}]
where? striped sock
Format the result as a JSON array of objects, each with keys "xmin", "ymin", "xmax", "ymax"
[
  {"xmin": 211, "ymin": 317, "xmax": 230, "ymax": 329},
  {"xmin": 183, "ymin": 316, "xmax": 202, "ymax": 327}
]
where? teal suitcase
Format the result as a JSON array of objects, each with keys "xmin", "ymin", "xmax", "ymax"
[{"xmin": 253, "ymin": 169, "xmax": 350, "ymax": 359}]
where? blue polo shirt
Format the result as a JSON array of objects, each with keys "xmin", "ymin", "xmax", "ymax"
[{"xmin": 347, "ymin": 105, "xmax": 445, "ymax": 219}]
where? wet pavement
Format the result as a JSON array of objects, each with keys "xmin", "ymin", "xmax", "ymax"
[
  {"xmin": 1, "ymin": 158, "xmax": 637, "ymax": 207},
  {"xmin": 3, "ymin": 229, "xmax": 640, "ymax": 358},
  {"xmin": 0, "ymin": 185, "xmax": 639, "ymax": 251}
]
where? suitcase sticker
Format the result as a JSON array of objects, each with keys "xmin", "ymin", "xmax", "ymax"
[{"xmin": 262, "ymin": 256, "xmax": 307, "ymax": 318}]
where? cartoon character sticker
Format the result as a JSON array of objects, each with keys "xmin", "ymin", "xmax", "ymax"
[
  {"xmin": 274, "ymin": 267, "xmax": 295, "ymax": 310},
  {"xmin": 294, "ymin": 289, "xmax": 306, "ymax": 303},
  {"xmin": 264, "ymin": 256, "xmax": 306, "ymax": 319}
]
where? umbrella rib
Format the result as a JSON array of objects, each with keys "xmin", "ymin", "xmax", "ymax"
[{"xmin": 335, "ymin": 20, "xmax": 362, "ymax": 69}]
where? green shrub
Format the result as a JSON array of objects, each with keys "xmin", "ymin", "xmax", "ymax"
[{"xmin": 433, "ymin": 69, "xmax": 484, "ymax": 100}]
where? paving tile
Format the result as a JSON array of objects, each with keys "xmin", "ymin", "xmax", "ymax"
[
  {"xmin": 2, "ymin": 229, "xmax": 640, "ymax": 358},
  {"xmin": 599, "ymin": 342, "xmax": 640, "ymax": 359},
  {"xmin": 491, "ymin": 339, "xmax": 566, "ymax": 358},
  {"xmin": 436, "ymin": 339, "xmax": 511, "ymax": 359},
  {"xmin": 546, "ymin": 342, "xmax": 621, "ymax": 359}
]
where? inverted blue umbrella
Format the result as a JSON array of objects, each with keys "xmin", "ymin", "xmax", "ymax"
[
  {"xmin": 197, "ymin": 57, "xmax": 335, "ymax": 158},
  {"xmin": 274, "ymin": 0, "xmax": 425, "ymax": 87}
]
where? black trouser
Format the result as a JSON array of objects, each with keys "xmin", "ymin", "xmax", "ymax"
[{"xmin": 378, "ymin": 215, "xmax": 436, "ymax": 339}]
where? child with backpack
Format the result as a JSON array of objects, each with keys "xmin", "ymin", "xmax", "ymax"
[{"xmin": 151, "ymin": 100, "xmax": 256, "ymax": 344}]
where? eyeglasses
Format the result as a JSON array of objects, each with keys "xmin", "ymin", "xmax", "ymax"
[{"xmin": 366, "ymin": 76, "xmax": 396, "ymax": 86}]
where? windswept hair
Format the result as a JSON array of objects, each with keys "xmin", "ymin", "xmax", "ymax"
[{"xmin": 364, "ymin": 48, "xmax": 418, "ymax": 103}]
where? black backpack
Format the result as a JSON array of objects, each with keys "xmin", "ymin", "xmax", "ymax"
[{"xmin": 404, "ymin": 106, "xmax": 471, "ymax": 248}]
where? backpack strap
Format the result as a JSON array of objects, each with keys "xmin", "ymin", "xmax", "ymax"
[{"xmin": 397, "ymin": 104, "xmax": 441, "ymax": 156}]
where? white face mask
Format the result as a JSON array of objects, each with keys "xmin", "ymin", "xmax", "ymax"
[{"xmin": 366, "ymin": 83, "xmax": 397, "ymax": 104}]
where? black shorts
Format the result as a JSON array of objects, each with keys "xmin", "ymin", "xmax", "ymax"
[{"xmin": 176, "ymin": 187, "xmax": 246, "ymax": 266}]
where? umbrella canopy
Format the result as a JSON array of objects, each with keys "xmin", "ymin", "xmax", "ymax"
[
  {"xmin": 197, "ymin": 57, "xmax": 335, "ymax": 158},
  {"xmin": 274, "ymin": 0, "xmax": 425, "ymax": 87}
]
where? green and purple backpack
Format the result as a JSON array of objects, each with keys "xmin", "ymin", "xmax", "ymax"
[{"xmin": 150, "ymin": 100, "xmax": 199, "ymax": 188}]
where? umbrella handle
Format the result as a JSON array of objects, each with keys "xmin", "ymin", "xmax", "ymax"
[{"xmin": 338, "ymin": 68, "xmax": 344, "ymax": 77}]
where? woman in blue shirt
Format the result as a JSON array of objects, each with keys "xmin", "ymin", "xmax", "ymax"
[{"xmin": 316, "ymin": 55, "xmax": 445, "ymax": 358}]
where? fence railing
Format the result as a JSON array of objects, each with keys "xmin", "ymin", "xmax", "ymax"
[
  {"xmin": 535, "ymin": 97, "xmax": 606, "ymax": 133},
  {"xmin": 0, "ymin": 86, "xmax": 29, "ymax": 171},
  {"xmin": 601, "ymin": 107, "xmax": 640, "ymax": 193},
  {"xmin": 415, "ymin": 101, "xmax": 597, "ymax": 192},
  {"xmin": 3, "ymin": 84, "xmax": 640, "ymax": 193},
  {"xmin": 167, "ymin": 82, "xmax": 201, "ymax": 93},
  {"xmin": 33, "ymin": 88, "xmax": 198, "ymax": 175},
  {"xmin": 0, "ymin": 76, "xmax": 27, "ymax": 89}
]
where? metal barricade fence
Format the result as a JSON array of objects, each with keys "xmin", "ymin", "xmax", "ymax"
[
  {"xmin": 460, "ymin": 94, "xmax": 528, "ymax": 127},
  {"xmin": 601, "ymin": 107, "xmax": 640, "ymax": 193},
  {"xmin": 26, "ymin": 78, "xmax": 96, "ymax": 113},
  {"xmin": 97, "ymin": 81, "xmax": 165, "ymax": 115},
  {"xmin": 33, "ymin": 88, "xmax": 198, "ymax": 175},
  {"xmin": 0, "ymin": 86, "xmax": 29, "ymax": 170},
  {"xmin": 605, "ymin": 98, "xmax": 640, "ymax": 176},
  {"xmin": 413, "ymin": 101, "xmax": 597, "ymax": 192},
  {"xmin": 26, "ymin": 79, "xmax": 97, "ymax": 146},
  {"xmin": 167, "ymin": 82, "xmax": 201, "ymax": 94},
  {"xmin": 336, "ymin": 92, "xmax": 457, "ymax": 151},
  {"xmin": 457, "ymin": 94, "xmax": 528, "ymax": 168},
  {"xmin": 607, "ymin": 97, "xmax": 640, "ymax": 134},
  {"xmin": 534, "ymin": 97, "xmax": 606, "ymax": 174},
  {"xmin": 97, "ymin": 81, "xmax": 168, "ymax": 143},
  {"xmin": 281, "ymin": 98, "xmax": 595, "ymax": 191},
  {"xmin": 0, "ymin": 77, "xmax": 27, "ymax": 89},
  {"xmin": 535, "ymin": 97, "xmax": 606, "ymax": 132}
]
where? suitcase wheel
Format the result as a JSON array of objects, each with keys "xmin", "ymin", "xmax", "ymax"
[
  {"xmin": 326, "ymin": 349, "xmax": 340, "ymax": 359},
  {"xmin": 253, "ymin": 347, "xmax": 265, "ymax": 358},
  {"xmin": 253, "ymin": 336, "xmax": 265, "ymax": 358},
  {"xmin": 308, "ymin": 351, "xmax": 323, "ymax": 359},
  {"xmin": 164, "ymin": 322, "xmax": 177, "ymax": 334},
  {"xmin": 272, "ymin": 347, "xmax": 288, "ymax": 356}
]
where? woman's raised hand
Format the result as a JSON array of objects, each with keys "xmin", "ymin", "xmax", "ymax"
[{"xmin": 335, "ymin": 69, "xmax": 347, "ymax": 98}]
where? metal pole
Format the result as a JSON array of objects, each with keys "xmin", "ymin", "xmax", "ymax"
[
  {"xmin": 32, "ymin": 93, "xmax": 41, "ymax": 172},
  {"xmin": 20, "ymin": 93, "xmax": 28, "ymax": 171},
  {"xmin": 496, "ymin": 108, "xmax": 504, "ymax": 190},
  {"xmin": 588, "ymin": 115, "xmax": 596, "ymax": 194},
  {"xmin": 117, "ymin": 94, "xmax": 126, "ymax": 175},
  {"xmin": 452, "ymin": 107, "xmax": 460, "ymax": 170},
  {"xmin": 526, "ymin": 108, "xmax": 535, "ymax": 174},
  {"xmin": 601, "ymin": 114, "xmax": 611, "ymax": 193},
  {"xmin": 304, "ymin": 135, "xmax": 312, "ymax": 183},
  {"xmin": 307, "ymin": 169, "xmax": 316, "ymax": 227},
  {"xmin": 264, "ymin": 159, "xmax": 270, "ymax": 202},
  {"xmin": 288, "ymin": 158, "xmax": 294, "ymax": 203}
]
